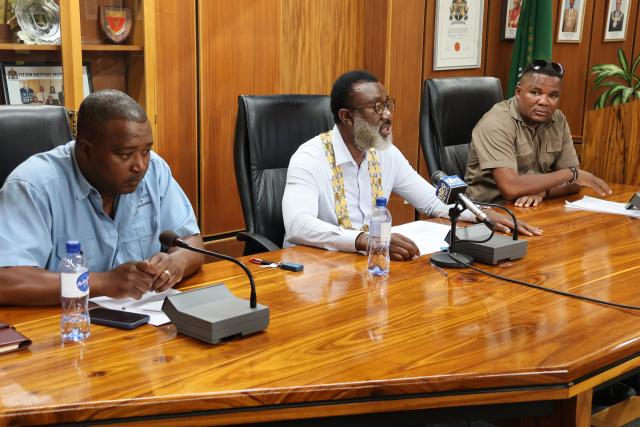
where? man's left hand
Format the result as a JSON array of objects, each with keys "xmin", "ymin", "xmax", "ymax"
[
  {"xmin": 514, "ymin": 192, "xmax": 545, "ymax": 207},
  {"xmin": 485, "ymin": 209, "xmax": 542, "ymax": 236},
  {"xmin": 145, "ymin": 252, "xmax": 184, "ymax": 292}
]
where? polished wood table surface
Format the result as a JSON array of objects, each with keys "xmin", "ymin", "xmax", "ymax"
[{"xmin": 1, "ymin": 184, "xmax": 640, "ymax": 426}]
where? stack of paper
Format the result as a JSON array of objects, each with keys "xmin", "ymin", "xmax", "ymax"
[
  {"xmin": 391, "ymin": 221, "xmax": 450, "ymax": 255},
  {"xmin": 565, "ymin": 196, "xmax": 640, "ymax": 218},
  {"xmin": 90, "ymin": 289, "xmax": 181, "ymax": 326}
]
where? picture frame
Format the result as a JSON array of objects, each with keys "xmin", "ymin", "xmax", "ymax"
[
  {"xmin": 501, "ymin": 0, "xmax": 522, "ymax": 41},
  {"xmin": 557, "ymin": 0, "xmax": 586, "ymax": 43},
  {"xmin": 433, "ymin": 0, "xmax": 484, "ymax": 70},
  {"xmin": 603, "ymin": 0, "xmax": 631, "ymax": 42},
  {"xmin": 0, "ymin": 62, "xmax": 93, "ymax": 106}
]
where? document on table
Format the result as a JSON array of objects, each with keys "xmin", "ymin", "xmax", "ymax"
[
  {"xmin": 565, "ymin": 196, "xmax": 640, "ymax": 219},
  {"xmin": 90, "ymin": 289, "xmax": 181, "ymax": 326},
  {"xmin": 391, "ymin": 221, "xmax": 450, "ymax": 255}
]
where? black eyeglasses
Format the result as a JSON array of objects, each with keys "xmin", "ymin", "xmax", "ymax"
[
  {"xmin": 521, "ymin": 60, "xmax": 565, "ymax": 78},
  {"xmin": 351, "ymin": 98, "xmax": 395, "ymax": 115}
]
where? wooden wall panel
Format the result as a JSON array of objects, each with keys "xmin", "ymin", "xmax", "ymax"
[
  {"xmin": 384, "ymin": 0, "xmax": 427, "ymax": 225},
  {"xmin": 154, "ymin": 0, "xmax": 198, "ymax": 211},
  {"xmin": 281, "ymin": 0, "xmax": 364, "ymax": 94},
  {"xmin": 199, "ymin": 0, "xmax": 366, "ymax": 237},
  {"xmin": 552, "ymin": 0, "xmax": 595, "ymax": 142},
  {"xmin": 199, "ymin": 0, "xmax": 281, "ymax": 236}
]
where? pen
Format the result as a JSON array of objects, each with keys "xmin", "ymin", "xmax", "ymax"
[
  {"xmin": 249, "ymin": 258, "xmax": 279, "ymax": 266},
  {"xmin": 430, "ymin": 262, "xmax": 449, "ymax": 278}
]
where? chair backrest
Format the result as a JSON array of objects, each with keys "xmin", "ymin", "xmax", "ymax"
[
  {"xmin": 233, "ymin": 94, "xmax": 333, "ymax": 253},
  {"xmin": 419, "ymin": 77, "xmax": 503, "ymax": 178},
  {"xmin": 0, "ymin": 105, "xmax": 72, "ymax": 185}
]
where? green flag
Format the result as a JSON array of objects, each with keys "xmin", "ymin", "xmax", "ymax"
[{"xmin": 507, "ymin": 0, "xmax": 553, "ymax": 97}]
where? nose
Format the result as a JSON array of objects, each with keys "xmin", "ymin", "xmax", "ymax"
[
  {"xmin": 537, "ymin": 95, "xmax": 550, "ymax": 106},
  {"xmin": 130, "ymin": 153, "xmax": 147, "ymax": 173},
  {"xmin": 381, "ymin": 105, "xmax": 393, "ymax": 120}
]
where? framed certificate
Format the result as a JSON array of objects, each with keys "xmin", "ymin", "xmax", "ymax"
[{"xmin": 433, "ymin": 0, "xmax": 484, "ymax": 70}]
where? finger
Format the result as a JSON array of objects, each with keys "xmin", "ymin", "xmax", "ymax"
[
  {"xmin": 494, "ymin": 220, "xmax": 511, "ymax": 233},
  {"xmin": 392, "ymin": 234, "xmax": 420, "ymax": 257},
  {"xmin": 134, "ymin": 261, "xmax": 158, "ymax": 276},
  {"xmin": 523, "ymin": 197, "xmax": 534, "ymax": 207},
  {"xmin": 390, "ymin": 250, "xmax": 406, "ymax": 261},
  {"xmin": 531, "ymin": 197, "xmax": 540, "ymax": 207},
  {"xmin": 152, "ymin": 269, "xmax": 172, "ymax": 291},
  {"xmin": 514, "ymin": 197, "xmax": 524, "ymax": 207}
]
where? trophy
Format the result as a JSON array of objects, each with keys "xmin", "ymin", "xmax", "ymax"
[{"xmin": 99, "ymin": 6, "xmax": 132, "ymax": 44}]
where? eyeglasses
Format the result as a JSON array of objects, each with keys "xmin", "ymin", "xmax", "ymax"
[
  {"xmin": 521, "ymin": 60, "xmax": 565, "ymax": 78},
  {"xmin": 351, "ymin": 98, "xmax": 395, "ymax": 115}
]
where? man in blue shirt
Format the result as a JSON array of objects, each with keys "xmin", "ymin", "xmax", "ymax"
[{"xmin": 0, "ymin": 89, "xmax": 204, "ymax": 305}]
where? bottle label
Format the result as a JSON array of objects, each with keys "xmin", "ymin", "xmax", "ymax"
[
  {"xmin": 380, "ymin": 222, "xmax": 391, "ymax": 241},
  {"xmin": 61, "ymin": 269, "xmax": 89, "ymax": 298}
]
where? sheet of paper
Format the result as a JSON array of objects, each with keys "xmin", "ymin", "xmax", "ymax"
[
  {"xmin": 565, "ymin": 196, "xmax": 640, "ymax": 219},
  {"xmin": 90, "ymin": 289, "xmax": 181, "ymax": 326},
  {"xmin": 391, "ymin": 221, "xmax": 450, "ymax": 256}
]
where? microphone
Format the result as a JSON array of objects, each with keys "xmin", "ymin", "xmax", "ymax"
[
  {"xmin": 431, "ymin": 171, "xmax": 494, "ymax": 230},
  {"xmin": 159, "ymin": 230, "xmax": 269, "ymax": 344},
  {"xmin": 160, "ymin": 230, "xmax": 257, "ymax": 307}
]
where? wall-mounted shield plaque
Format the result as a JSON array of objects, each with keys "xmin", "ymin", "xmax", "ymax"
[{"xmin": 99, "ymin": 6, "xmax": 132, "ymax": 44}]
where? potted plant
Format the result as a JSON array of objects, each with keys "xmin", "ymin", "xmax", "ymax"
[{"xmin": 591, "ymin": 48, "xmax": 640, "ymax": 108}]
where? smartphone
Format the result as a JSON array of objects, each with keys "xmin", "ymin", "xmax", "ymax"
[{"xmin": 89, "ymin": 308, "xmax": 150, "ymax": 330}]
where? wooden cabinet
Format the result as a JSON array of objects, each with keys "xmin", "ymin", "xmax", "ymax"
[{"xmin": 0, "ymin": 0, "xmax": 156, "ymax": 136}]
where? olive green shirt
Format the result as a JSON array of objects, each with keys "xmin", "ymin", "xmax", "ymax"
[{"xmin": 465, "ymin": 97, "xmax": 579, "ymax": 203}]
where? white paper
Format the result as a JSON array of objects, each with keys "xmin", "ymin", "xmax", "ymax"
[
  {"xmin": 564, "ymin": 196, "xmax": 640, "ymax": 219},
  {"xmin": 391, "ymin": 221, "xmax": 450, "ymax": 256},
  {"xmin": 90, "ymin": 289, "xmax": 181, "ymax": 326}
]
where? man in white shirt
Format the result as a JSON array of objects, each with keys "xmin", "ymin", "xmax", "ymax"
[{"xmin": 282, "ymin": 70, "xmax": 541, "ymax": 260}]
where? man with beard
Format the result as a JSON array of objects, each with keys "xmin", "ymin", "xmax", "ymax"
[
  {"xmin": 282, "ymin": 70, "xmax": 540, "ymax": 260},
  {"xmin": 0, "ymin": 89, "xmax": 204, "ymax": 306},
  {"xmin": 465, "ymin": 61, "xmax": 611, "ymax": 207}
]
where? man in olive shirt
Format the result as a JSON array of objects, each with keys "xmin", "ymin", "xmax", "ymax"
[{"xmin": 465, "ymin": 60, "xmax": 611, "ymax": 207}]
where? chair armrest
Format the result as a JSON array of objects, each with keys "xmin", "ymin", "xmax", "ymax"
[{"xmin": 236, "ymin": 231, "xmax": 280, "ymax": 255}]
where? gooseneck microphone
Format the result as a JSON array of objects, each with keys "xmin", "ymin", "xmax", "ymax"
[
  {"xmin": 159, "ymin": 230, "xmax": 257, "ymax": 308},
  {"xmin": 431, "ymin": 170, "xmax": 494, "ymax": 230}
]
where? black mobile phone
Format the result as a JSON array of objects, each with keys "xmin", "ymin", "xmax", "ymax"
[{"xmin": 89, "ymin": 308, "xmax": 150, "ymax": 330}]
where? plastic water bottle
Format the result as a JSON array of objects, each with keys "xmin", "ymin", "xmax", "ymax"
[
  {"xmin": 367, "ymin": 197, "xmax": 392, "ymax": 277},
  {"xmin": 60, "ymin": 240, "xmax": 90, "ymax": 343}
]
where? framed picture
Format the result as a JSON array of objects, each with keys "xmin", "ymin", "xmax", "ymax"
[
  {"xmin": 0, "ymin": 62, "xmax": 93, "ymax": 106},
  {"xmin": 501, "ymin": 0, "xmax": 522, "ymax": 40},
  {"xmin": 557, "ymin": 0, "xmax": 586, "ymax": 43},
  {"xmin": 433, "ymin": 0, "xmax": 484, "ymax": 70},
  {"xmin": 603, "ymin": 0, "xmax": 631, "ymax": 41}
]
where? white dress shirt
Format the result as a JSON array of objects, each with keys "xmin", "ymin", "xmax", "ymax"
[{"xmin": 282, "ymin": 125, "xmax": 476, "ymax": 252}]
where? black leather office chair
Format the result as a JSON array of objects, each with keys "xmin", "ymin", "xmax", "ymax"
[
  {"xmin": 419, "ymin": 77, "xmax": 503, "ymax": 178},
  {"xmin": 0, "ymin": 105, "xmax": 72, "ymax": 185},
  {"xmin": 233, "ymin": 94, "xmax": 333, "ymax": 255}
]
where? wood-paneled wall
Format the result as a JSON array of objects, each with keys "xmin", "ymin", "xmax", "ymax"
[{"xmin": 154, "ymin": 0, "xmax": 640, "ymax": 244}]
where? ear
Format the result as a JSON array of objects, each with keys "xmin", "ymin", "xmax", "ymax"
[
  {"xmin": 75, "ymin": 137, "xmax": 92, "ymax": 160},
  {"xmin": 338, "ymin": 108, "xmax": 355, "ymax": 127}
]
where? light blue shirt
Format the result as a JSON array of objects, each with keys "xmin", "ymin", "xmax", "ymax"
[{"xmin": 0, "ymin": 141, "xmax": 200, "ymax": 272}]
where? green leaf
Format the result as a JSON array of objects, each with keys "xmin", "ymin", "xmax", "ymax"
[
  {"xmin": 593, "ymin": 80, "xmax": 623, "ymax": 90},
  {"xmin": 622, "ymin": 87, "xmax": 634, "ymax": 103},
  {"xmin": 617, "ymin": 48, "xmax": 630, "ymax": 75}
]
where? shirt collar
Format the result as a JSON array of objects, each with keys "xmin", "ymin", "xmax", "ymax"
[{"xmin": 332, "ymin": 125, "xmax": 358, "ymax": 166}]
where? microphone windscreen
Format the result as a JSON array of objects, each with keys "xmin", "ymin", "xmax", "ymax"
[
  {"xmin": 159, "ymin": 230, "xmax": 179, "ymax": 247},
  {"xmin": 431, "ymin": 170, "xmax": 446, "ymax": 184}
]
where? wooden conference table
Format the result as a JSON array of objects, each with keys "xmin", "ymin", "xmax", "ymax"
[{"xmin": 1, "ymin": 184, "xmax": 640, "ymax": 426}]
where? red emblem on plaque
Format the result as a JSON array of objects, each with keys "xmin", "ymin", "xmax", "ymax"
[{"xmin": 99, "ymin": 7, "xmax": 132, "ymax": 44}]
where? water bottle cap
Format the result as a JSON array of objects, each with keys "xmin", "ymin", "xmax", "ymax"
[
  {"xmin": 375, "ymin": 197, "xmax": 387, "ymax": 207},
  {"xmin": 66, "ymin": 240, "xmax": 81, "ymax": 254}
]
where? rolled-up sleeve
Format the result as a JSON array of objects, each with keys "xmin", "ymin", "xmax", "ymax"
[{"xmin": 0, "ymin": 179, "xmax": 53, "ymax": 267}]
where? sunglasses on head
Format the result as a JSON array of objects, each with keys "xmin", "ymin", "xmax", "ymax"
[{"xmin": 521, "ymin": 60, "xmax": 565, "ymax": 78}]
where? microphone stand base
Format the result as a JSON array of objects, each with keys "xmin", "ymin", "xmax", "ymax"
[{"xmin": 430, "ymin": 251, "xmax": 473, "ymax": 268}]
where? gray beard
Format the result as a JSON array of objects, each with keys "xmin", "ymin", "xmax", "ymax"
[{"xmin": 352, "ymin": 115, "xmax": 393, "ymax": 152}]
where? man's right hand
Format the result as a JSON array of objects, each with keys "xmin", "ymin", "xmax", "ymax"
[
  {"xmin": 389, "ymin": 233, "xmax": 420, "ymax": 261},
  {"xmin": 576, "ymin": 169, "xmax": 612, "ymax": 197},
  {"xmin": 94, "ymin": 262, "xmax": 157, "ymax": 300}
]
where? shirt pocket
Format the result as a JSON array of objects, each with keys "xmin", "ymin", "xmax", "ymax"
[
  {"xmin": 56, "ymin": 237, "xmax": 100, "ymax": 271},
  {"xmin": 541, "ymin": 131, "xmax": 564, "ymax": 171},
  {"xmin": 515, "ymin": 140, "xmax": 535, "ymax": 174},
  {"xmin": 119, "ymin": 202, "xmax": 157, "ymax": 261}
]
